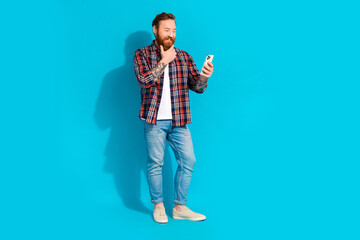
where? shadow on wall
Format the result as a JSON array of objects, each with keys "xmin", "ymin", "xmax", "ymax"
[{"xmin": 93, "ymin": 31, "xmax": 175, "ymax": 217}]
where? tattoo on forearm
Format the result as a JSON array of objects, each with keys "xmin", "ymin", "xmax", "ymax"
[
  {"xmin": 197, "ymin": 75, "xmax": 208, "ymax": 92},
  {"xmin": 151, "ymin": 62, "xmax": 166, "ymax": 79},
  {"xmin": 188, "ymin": 75, "xmax": 208, "ymax": 92}
]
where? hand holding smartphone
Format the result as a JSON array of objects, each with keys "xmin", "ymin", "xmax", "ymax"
[
  {"xmin": 200, "ymin": 55, "xmax": 214, "ymax": 78},
  {"xmin": 203, "ymin": 55, "xmax": 214, "ymax": 67}
]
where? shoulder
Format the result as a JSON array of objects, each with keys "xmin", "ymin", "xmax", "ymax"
[
  {"xmin": 135, "ymin": 43, "xmax": 152, "ymax": 56},
  {"xmin": 135, "ymin": 46, "xmax": 148, "ymax": 56}
]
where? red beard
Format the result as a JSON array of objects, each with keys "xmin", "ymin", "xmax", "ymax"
[{"xmin": 155, "ymin": 33, "xmax": 176, "ymax": 51}]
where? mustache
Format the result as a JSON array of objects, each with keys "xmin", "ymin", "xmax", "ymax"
[{"xmin": 165, "ymin": 37, "xmax": 174, "ymax": 42}]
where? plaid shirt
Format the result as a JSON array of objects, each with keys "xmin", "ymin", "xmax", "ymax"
[{"xmin": 133, "ymin": 40, "xmax": 208, "ymax": 126}]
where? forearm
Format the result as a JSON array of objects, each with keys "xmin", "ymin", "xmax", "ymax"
[
  {"xmin": 135, "ymin": 58, "xmax": 168, "ymax": 88},
  {"xmin": 188, "ymin": 75, "xmax": 208, "ymax": 93},
  {"xmin": 196, "ymin": 75, "xmax": 208, "ymax": 92},
  {"xmin": 151, "ymin": 59, "xmax": 168, "ymax": 82}
]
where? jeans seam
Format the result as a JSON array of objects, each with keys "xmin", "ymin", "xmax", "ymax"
[{"xmin": 168, "ymin": 133, "xmax": 183, "ymax": 204}]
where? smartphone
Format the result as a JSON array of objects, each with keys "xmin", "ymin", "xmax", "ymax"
[{"xmin": 204, "ymin": 55, "xmax": 214, "ymax": 66}]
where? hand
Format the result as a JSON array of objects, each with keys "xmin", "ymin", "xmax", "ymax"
[
  {"xmin": 160, "ymin": 45, "xmax": 177, "ymax": 65},
  {"xmin": 201, "ymin": 62, "xmax": 213, "ymax": 78}
]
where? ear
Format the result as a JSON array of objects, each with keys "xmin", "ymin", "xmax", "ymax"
[{"xmin": 152, "ymin": 25, "xmax": 157, "ymax": 35}]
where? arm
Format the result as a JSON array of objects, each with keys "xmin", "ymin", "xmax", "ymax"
[
  {"xmin": 134, "ymin": 50, "xmax": 165, "ymax": 88},
  {"xmin": 188, "ymin": 75, "xmax": 209, "ymax": 93},
  {"xmin": 195, "ymin": 75, "xmax": 209, "ymax": 93},
  {"xmin": 151, "ymin": 60, "xmax": 168, "ymax": 82},
  {"xmin": 134, "ymin": 45, "xmax": 176, "ymax": 88},
  {"xmin": 187, "ymin": 54, "xmax": 209, "ymax": 93}
]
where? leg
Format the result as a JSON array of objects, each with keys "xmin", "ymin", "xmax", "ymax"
[
  {"xmin": 166, "ymin": 124, "xmax": 196, "ymax": 206},
  {"xmin": 144, "ymin": 121, "xmax": 168, "ymax": 205}
]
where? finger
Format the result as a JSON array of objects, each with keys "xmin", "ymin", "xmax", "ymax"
[
  {"xmin": 202, "ymin": 66, "xmax": 211, "ymax": 73},
  {"xmin": 207, "ymin": 62, "xmax": 213, "ymax": 68},
  {"xmin": 201, "ymin": 72, "xmax": 211, "ymax": 78},
  {"xmin": 201, "ymin": 69, "xmax": 211, "ymax": 75},
  {"xmin": 203, "ymin": 64, "xmax": 212, "ymax": 71},
  {"xmin": 160, "ymin": 45, "xmax": 164, "ymax": 52}
]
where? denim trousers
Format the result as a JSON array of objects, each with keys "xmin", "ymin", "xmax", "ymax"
[{"xmin": 144, "ymin": 119, "xmax": 196, "ymax": 205}]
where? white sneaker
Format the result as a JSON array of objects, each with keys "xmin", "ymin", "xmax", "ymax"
[
  {"xmin": 173, "ymin": 206, "xmax": 206, "ymax": 221},
  {"xmin": 153, "ymin": 206, "xmax": 168, "ymax": 223}
]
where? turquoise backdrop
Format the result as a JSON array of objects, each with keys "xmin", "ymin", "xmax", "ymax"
[{"xmin": 1, "ymin": 0, "xmax": 359, "ymax": 239}]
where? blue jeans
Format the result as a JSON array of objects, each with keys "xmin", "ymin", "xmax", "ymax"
[{"xmin": 144, "ymin": 119, "xmax": 196, "ymax": 205}]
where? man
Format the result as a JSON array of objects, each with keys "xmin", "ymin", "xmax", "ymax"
[{"xmin": 133, "ymin": 12, "xmax": 214, "ymax": 223}]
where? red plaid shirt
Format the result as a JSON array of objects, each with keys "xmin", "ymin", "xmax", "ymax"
[{"xmin": 134, "ymin": 40, "xmax": 208, "ymax": 126}]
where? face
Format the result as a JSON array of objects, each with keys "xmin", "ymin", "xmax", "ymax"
[{"xmin": 153, "ymin": 19, "xmax": 176, "ymax": 51}]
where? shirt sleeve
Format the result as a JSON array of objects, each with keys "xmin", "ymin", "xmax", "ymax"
[
  {"xmin": 187, "ymin": 53, "xmax": 208, "ymax": 93},
  {"xmin": 133, "ymin": 49, "xmax": 156, "ymax": 88}
]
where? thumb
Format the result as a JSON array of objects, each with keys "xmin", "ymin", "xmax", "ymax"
[{"xmin": 160, "ymin": 45, "xmax": 164, "ymax": 52}]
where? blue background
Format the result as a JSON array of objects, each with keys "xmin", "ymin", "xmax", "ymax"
[{"xmin": 1, "ymin": 0, "xmax": 359, "ymax": 239}]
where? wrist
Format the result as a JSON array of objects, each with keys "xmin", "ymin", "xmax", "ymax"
[{"xmin": 160, "ymin": 58, "xmax": 169, "ymax": 66}]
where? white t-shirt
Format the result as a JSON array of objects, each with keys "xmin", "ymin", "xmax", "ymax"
[{"xmin": 157, "ymin": 65, "xmax": 172, "ymax": 120}]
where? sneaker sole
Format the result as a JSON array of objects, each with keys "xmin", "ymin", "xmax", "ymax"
[
  {"xmin": 154, "ymin": 219, "xmax": 168, "ymax": 223},
  {"xmin": 172, "ymin": 216, "xmax": 206, "ymax": 221}
]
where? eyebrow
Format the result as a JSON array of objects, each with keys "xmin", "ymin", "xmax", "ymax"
[{"xmin": 165, "ymin": 28, "xmax": 176, "ymax": 30}]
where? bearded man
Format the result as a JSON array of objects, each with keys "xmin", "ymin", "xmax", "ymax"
[{"xmin": 133, "ymin": 12, "xmax": 214, "ymax": 224}]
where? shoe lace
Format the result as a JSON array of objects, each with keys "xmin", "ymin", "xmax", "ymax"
[{"xmin": 157, "ymin": 206, "xmax": 165, "ymax": 216}]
